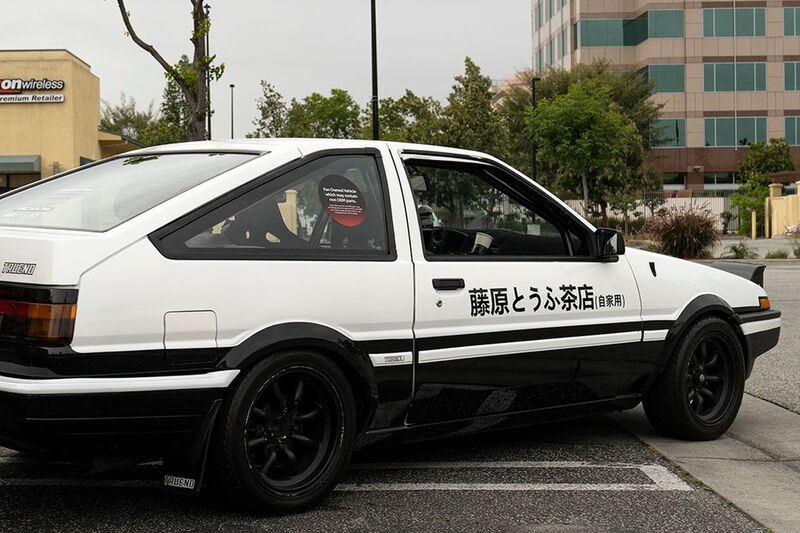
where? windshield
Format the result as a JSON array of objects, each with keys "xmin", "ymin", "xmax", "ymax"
[{"xmin": 0, "ymin": 152, "xmax": 257, "ymax": 232}]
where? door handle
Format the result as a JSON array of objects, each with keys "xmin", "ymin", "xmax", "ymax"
[{"xmin": 432, "ymin": 278, "xmax": 465, "ymax": 290}]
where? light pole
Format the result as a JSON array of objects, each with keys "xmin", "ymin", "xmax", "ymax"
[
  {"xmin": 230, "ymin": 83, "xmax": 235, "ymax": 139},
  {"xmin": 531, "ymin": 75, "xmax": 541, "ymax": 181},
  {"xmin": 204, "ymin": 2, "xmax": 212, "ymax": 140},
  {"xmin": 370, "ymin": 0, "xmax": 379, "ymax": 140}
]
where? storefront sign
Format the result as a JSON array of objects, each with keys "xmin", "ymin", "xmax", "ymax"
[{"xmin": 0, "ymin": 78, "xmax": 65, "ymax": 104}]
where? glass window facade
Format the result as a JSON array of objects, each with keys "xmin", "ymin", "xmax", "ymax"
[
  {"xmin": 703, "ymin": 63, "xmax": 766, "ymax": 92},
  {"xmin": 577, "ymin": 16, "xmax": 647, "ymax": 47},
  {"xmin": 546, "ymin": 39, "xmax": 554, "ymax": 66},
  {"xmin": 662, "ymin": 172, "xmax": 687, "ymax": 188},
  {"xmin": 535, "ymin": 2, "xmax": 543, "ymax": 30},
  {"xmin": 703, "ymin": 8, "xmax": 765, "ymax": 37},
  {"xmin": 648, "ymin": 10, "xmax": 684, "ymax": 38},
  {"xmin": 785, "ymin": 8, "xmax": 800, "ymax": 35},
  {"xmin": 546, "ymin": 0, "xmax": 553, "ymax": 19},
  {"xmin": 647, "ymin": 65, "xmax": 685, "ymax": 93},
  {"xmin": 704, "ymin": 117, "xmax": 766, "ymax": 147},
  {"xmin": 786, "ymin": 117, "xmax": 800, "ymax": 145},
  {"xmin": 786, "ymin": 63, "xmax": 800, "ymax": 90},
  {"xmin": 654, "ymin": 119, "xmax": 686, "ymax": 147},
  {"xmin": 704, "ymin": 172, "xmax": 737, "ymax": 186}
]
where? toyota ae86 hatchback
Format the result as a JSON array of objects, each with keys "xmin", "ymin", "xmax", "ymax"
[{"xmin": 0, "ymin": 139, "xmax": 781, "ymax": 512}]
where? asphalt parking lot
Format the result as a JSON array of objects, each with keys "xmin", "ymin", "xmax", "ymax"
[
  {"xmin": 0, "ymin": 264, "xmax": 796, "ymax": 532},
  {"xmin": 0, "ymin": 416, "xmax": 763, "ymax": 533}
]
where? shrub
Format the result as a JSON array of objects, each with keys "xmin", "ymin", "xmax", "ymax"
[
  {"xmin": 638, "ymin": 242, "xmax": 660, "ymax": 253},
  {"xmin": 645, "ymin": 205, "xmax": 719, "ymax": 258},
  {"xmin": 765, "ymin": 249, "xmax": 789, "ymax": 259},
  {"xmin": 589, "ymin": 215, "xmax": 646, "ymax": 235},
  {"xmin": 795, "ymin": 247, "xmax": 800, "ymax": 259},
  {"xmin": 723, "ymin": 241, "xmax": 758, "ymax": 259}
]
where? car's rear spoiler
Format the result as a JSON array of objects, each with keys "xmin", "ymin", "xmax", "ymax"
[{"xmin": 710, "ymin": 261, "xmax": 766, "ymax": 287}]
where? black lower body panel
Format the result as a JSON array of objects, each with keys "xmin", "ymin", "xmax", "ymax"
[{"xmin": 0, "ymin": 388, "xmax": 224, "ymax": 459}]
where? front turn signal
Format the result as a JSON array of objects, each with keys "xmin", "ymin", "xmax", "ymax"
[{"xmin": 759, "ymin": 296, "xmax": 771, "ymax": 310}]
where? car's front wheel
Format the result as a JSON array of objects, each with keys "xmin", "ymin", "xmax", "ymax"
[
  {"xmin": 643, "ymin": 316, "xmax": 745, "ymax": 440},
  {"xmin": 212, "ymin": 350, "xmax": 356, "ymax": 513}
]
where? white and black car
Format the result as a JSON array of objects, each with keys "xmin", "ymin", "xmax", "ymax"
[{"xmin": 0, "ymin": 139, "xmax": 781, "ymax": 512}]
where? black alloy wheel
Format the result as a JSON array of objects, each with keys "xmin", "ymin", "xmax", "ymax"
[
  {"xmin": 245, "ymin": 369, "xmax": 335, "ymax": 491},
  {"xmin": 643, "ymin": 316, "xmax": 745, "ymax": 441},
  {"xmin": 212, "ymin": 351, "xmax": 356, "ymax": 513},
  {"xmin": 685, "ymin": 336, "xmax": 733, "ymax": 424}
]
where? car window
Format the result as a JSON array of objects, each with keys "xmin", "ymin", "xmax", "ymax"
[
  {"xmin": 160, "ymin": 154, "xmax": 391, "ymax": 259},
  {"xmin": 405, "ymin": 160, "xmax": 588, "ymax": 258},
  {"xmin": 0, "ymin": 153, "xmax": 256, "ymax": 232}
]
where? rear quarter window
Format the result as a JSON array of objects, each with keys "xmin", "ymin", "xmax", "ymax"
[{"xmin": 0, "ymin": 152, "xmax": 256, "ymax": 232}]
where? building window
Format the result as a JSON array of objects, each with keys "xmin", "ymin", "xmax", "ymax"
[
  {"xmin": 577, "ymin": 16, "xmax": 647, "ymax": 47},
  {"xmin": 703, "ymin": 8, "xmax": 765, "ymax": 37},
  {"xmin": 535, "ymin": 2, "xmax": 543, "ymax": 30},
  {"xmin": 785, "ymin": 62, "xmax": 800, "ymax": 90},
  {"xmin": 785, "ymin": 8, "xmax": 800, "ymax": 36},
  {"xmin": 704, "ymin": 117, "xmax": 766, "ymax": 147},
  {"xmin": 646, "ymin": 65, "xmax": 685, "ymax": 93},
  {"xmin": 536, "ymin": 47, "xmax": 543, "ymax": 72},
  {"xmin": 546, "ymin": 0, "xmax": 553, "ymax": 19},
  {"xmin": 648, "ymin": 10, "xmax": 684, "ymax": 38},
  {"xmin": 560, "ymin": 26, "xmax": 568, "ymax": 58},
  {"xmin": 558, "ymin": 0, "xmax": 566, "ymax": 11},
  {"xmin": 703, "ymin": 172, "xmax": 738, "ymax": 190},
  {"xmin": 662, "ymin": 172, "xmax": 687, "ymax": 190},
  {"xmin": 703, "ymin": 63, "xmax": 766, "ymax": 92},
  {"xmin": 786, "ymin": 117, "xmax": 800, "ymax": 145},
  {"xmin": 654, "ymin": 119, "xmax": 686, "ymax": 147}
]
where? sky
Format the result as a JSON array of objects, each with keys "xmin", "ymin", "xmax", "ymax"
[{"xmin": 1, "ymin": 0, "xmax": 532, "ymax": 138}]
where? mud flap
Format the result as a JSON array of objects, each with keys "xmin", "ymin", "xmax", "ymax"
[{"xmin": 162, "ymin": 399, "xmax": 221, "ymax": 494}]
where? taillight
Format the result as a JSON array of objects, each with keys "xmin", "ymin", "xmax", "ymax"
[{"xmin": 0, "ymin": 286, "xmax": 77, "ymax": 346}]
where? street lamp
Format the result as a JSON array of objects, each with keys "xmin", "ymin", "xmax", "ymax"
[
  {"xmin": 230, "ymin": 83, "xmax": 235, "ymax": 139},
  {"xmin": 370, "ymin": 0, "xmax": 379, "ymax": 140},
  {"xmin": 531, "ymin": 75, "xmax": 541, "ymax": 182},
  {"xmin": 204, "ymin": 2, "xmax": 212, "ymax": 140}
]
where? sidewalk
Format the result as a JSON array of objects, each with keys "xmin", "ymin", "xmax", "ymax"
[
  {"xmin": 613, "ymin": 394, "xmax": 800, "ymax": 533},
  {"xmin": 713, "ymin": 235, "xmax": 797, "ymax": 258}
]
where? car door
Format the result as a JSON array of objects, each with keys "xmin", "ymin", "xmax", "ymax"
[{"xmin": 392, "ymin": 151, "xmax": 643, "ymax": 424}]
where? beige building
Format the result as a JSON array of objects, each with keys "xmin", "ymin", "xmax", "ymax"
[
  {"xmin": 0, "ymin": 49, "xmax": 139, "ymax": 193},
  {"xmin": 532, "ymin": 1, "xmax": 800, "ymax": 193}
]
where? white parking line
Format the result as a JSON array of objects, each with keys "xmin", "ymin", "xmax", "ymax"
[
  {"xmin": 342, "ymin": 461, "xmax": 692, "ymax": 492},
  {"xmin": 0, "ymin": 460, "xmax": 692, "ymax": 492}
]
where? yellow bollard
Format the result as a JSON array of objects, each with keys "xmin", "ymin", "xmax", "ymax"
[{"xmin": 751, "ymin": 210, "xmax": 757, "ymax": 240}]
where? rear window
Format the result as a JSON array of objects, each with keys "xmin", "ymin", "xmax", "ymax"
[{"xmin": 0, "ymin": 152, "xmax": 256, "ymax": 232}]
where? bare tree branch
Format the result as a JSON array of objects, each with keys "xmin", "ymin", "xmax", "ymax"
[{"xmin": 116, "ymin": 0, "xmax": 173, "ymax": 75}]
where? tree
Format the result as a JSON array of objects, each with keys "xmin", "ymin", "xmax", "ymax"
[
  {"xmin": 115, "ymin": 0, "xmax": 224, "ymax": 141},
  {"xmin": 535, "ymin": 60, "xmax": 662, "ymax": 150},
  {"xmin": 528, "ymin": 82, "xmax": 644, "ymax": 219},
  {"xmin": 248, "ymin": 81, "xmax": 287, "ymax": 138},
  {"xmin": 494, "ymin": 69, "xmax": 535, "ymax": 177},
  {"xmin": 139, "ymin": 58, "xmax": 191, "ymax": 146},
  {"xmin": 731, "ymin": 138, "xmax": 795, "ymax": 236},
  {"xmin": 100, "ymin": 93, "xmax": 157, "ymax": 140},
  {"xmin": 440, "ymin": 57, "xmax": 504, "ymax": 155},
  {"xmin": 358, "ymin": 90, "xmax": 444, "ymax": 143},
  {"xmin": 282, "ymin": 89, "xmax": 361, "ymax": 139}
]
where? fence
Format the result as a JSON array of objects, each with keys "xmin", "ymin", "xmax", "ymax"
[
  {"xmin": 565, "ymin": 192, "xmax": 737, "ymax": 233},
  {"xmin": 765, "ymin": 182, "xmax": 800, "ymax": 237}
]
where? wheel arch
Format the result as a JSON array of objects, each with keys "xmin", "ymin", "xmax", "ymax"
[
  {"xmin": 652, "ymin": 294, "xmax": 749, "ymax": 381},
  {"xmin": 218, "ymin": 322, "xmax": 379, "ymax": 434}
]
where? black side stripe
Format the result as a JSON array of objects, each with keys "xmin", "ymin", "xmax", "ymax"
[{"xmin": 416, "ymin": 321, "xmax": 666, "ymax": 352}]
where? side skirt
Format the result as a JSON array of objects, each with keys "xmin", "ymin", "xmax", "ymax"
[{"xmin": 355, "ymin": 393, "xmax": 641, "ymax": 449}]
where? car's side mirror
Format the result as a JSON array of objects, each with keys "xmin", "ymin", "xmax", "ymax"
[{"xmin": 595, "ymin": 228, "xmax": 625, "ymax": 261}]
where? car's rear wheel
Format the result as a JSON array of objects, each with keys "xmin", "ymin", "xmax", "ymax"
[
  {"xmin": 643, "ymin": 316, "xmax": 745, "ymax": 440},
  {"xmin": 212, "ymin": 351, "xmax": 356, "ymax": 513}
]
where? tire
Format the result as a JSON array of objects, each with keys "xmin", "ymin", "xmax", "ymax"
[
  {"xmin": 642, "ymin": 316, "xmax": 745, "ymax": 441},
  {"xmin": 211, "ymin": 350, "xmax": 356, "ymax": 513}
]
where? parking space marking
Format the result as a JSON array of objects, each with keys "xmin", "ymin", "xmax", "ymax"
[
  {"xmin": 0, "ymin": 460, "xmax": 691, "ymax": 492},
  {"xmin": 342, "ymin": 461, "xmax": 692, "ymax": 492}
]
